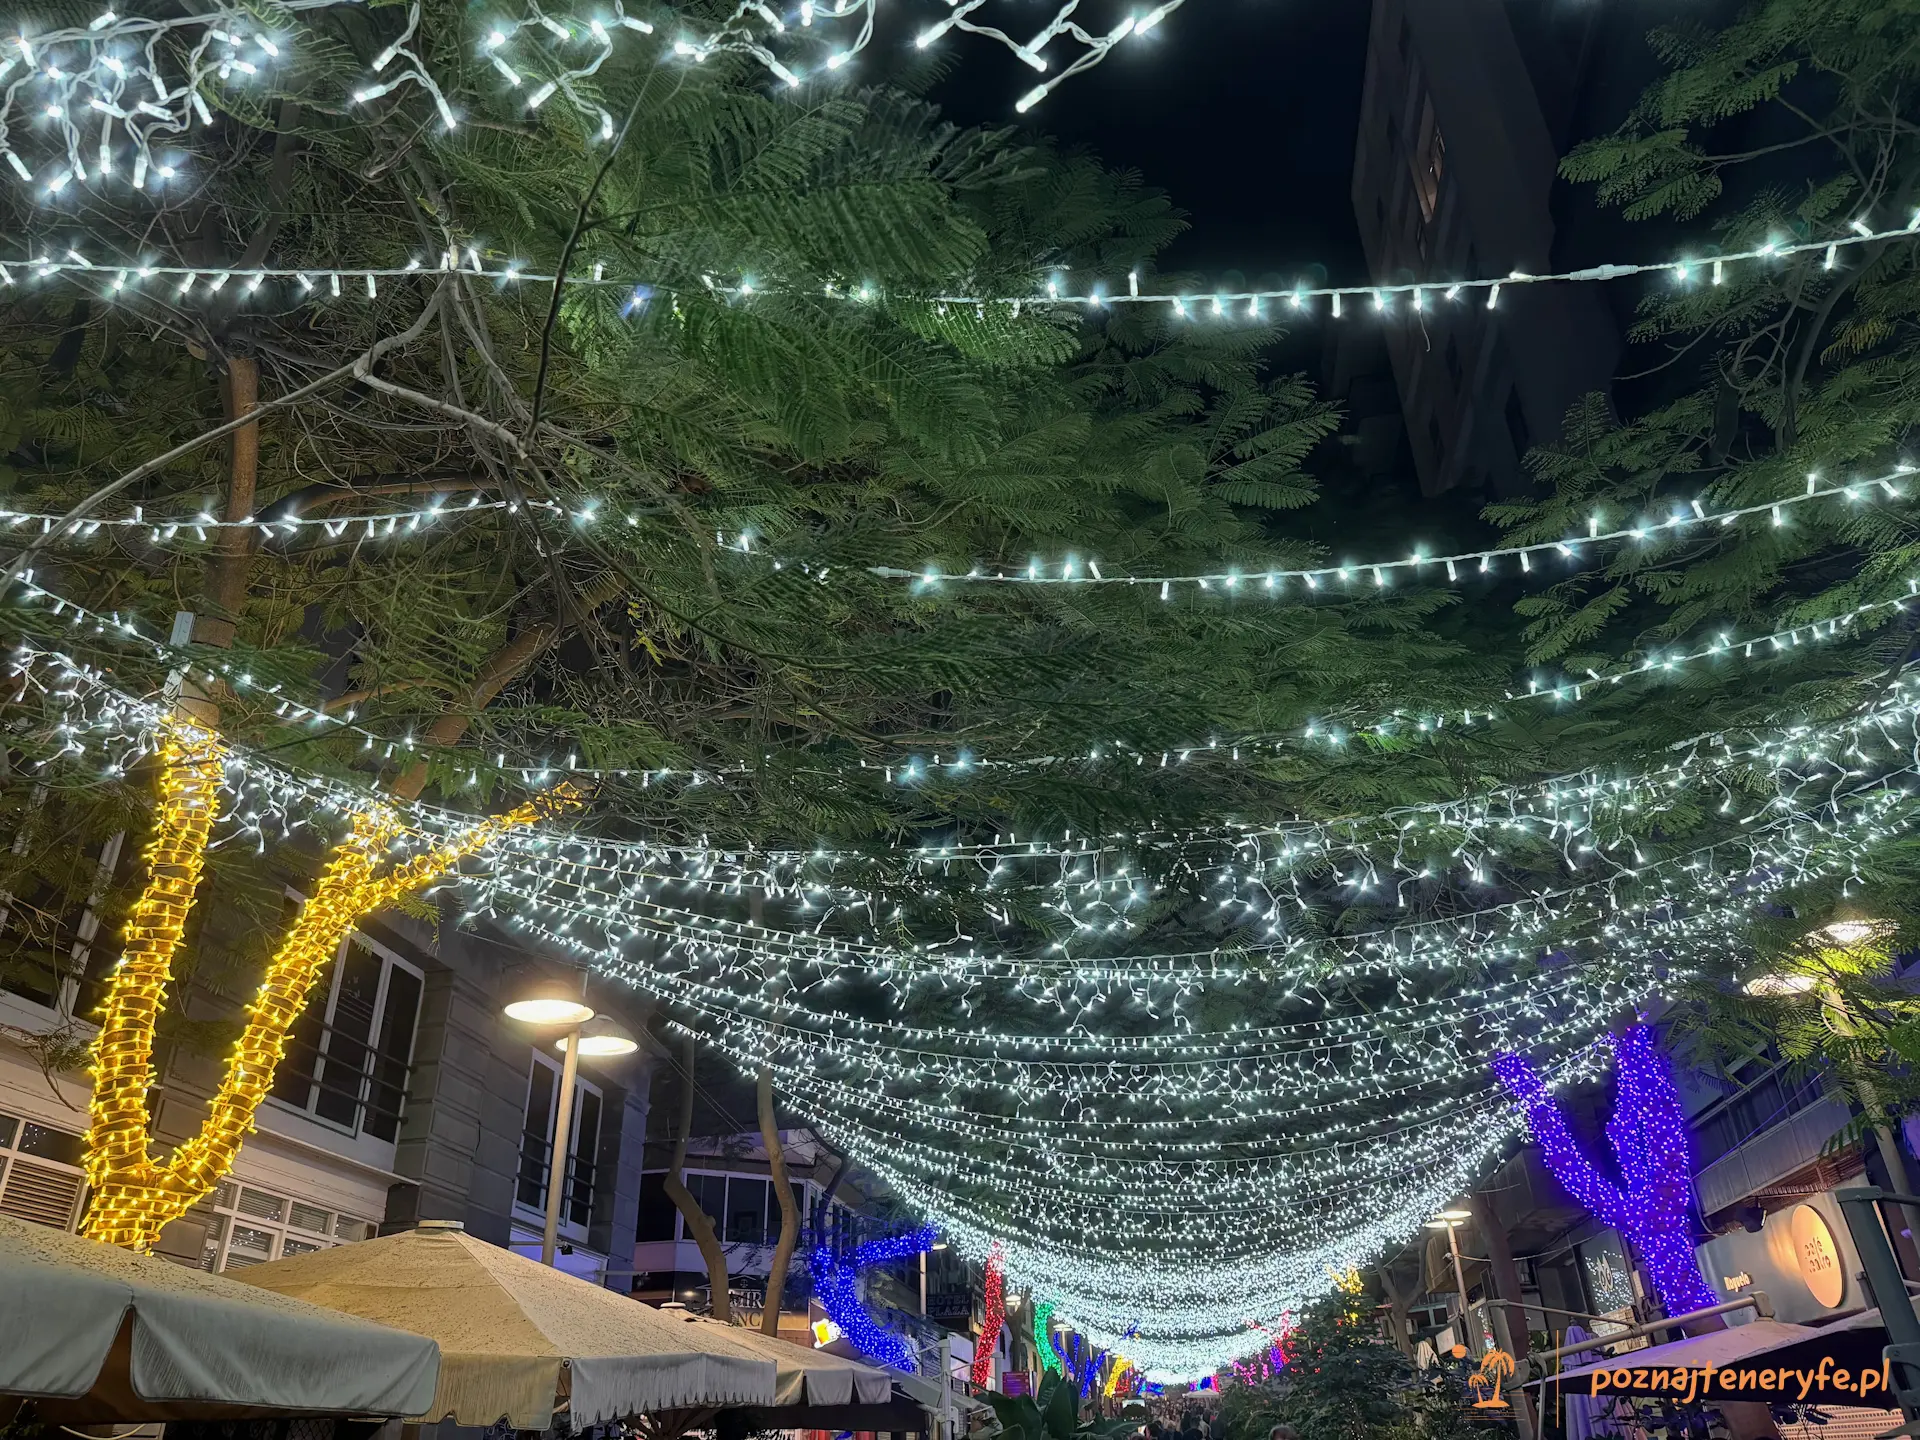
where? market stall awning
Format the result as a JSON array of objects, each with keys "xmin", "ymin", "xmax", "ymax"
[
  {"xmin": 236, "ymin": 1223, "xmax": 777, "ymax": 1428},
  {"xmin": 658, "ymin": 1311, "xmax": 893, "ymax": 1406},
  {"xmin": 0, "ymin": 1214, "xmax": 441, "ymax": 1422}
]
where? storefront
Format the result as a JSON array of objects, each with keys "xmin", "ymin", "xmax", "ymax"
[{"xmin": 1695, "ymin": 1193, "xmax": 1863, "ymax": 1325}]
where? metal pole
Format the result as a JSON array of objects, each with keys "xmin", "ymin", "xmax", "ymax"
[
  {"xmin": 920, "ymin": 1250, "xmax": 928, "ymax": 1316},
  {"xmin": 1445, "ymin": 1220, "xmax": 1480, "ymax": 1351},
  {"xmin": 542, "ymin": 1025, "xmax": 580, "ymax": 1267}
]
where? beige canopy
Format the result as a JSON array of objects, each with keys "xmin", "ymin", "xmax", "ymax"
[
  {"xmin": 658, "ymin": 1311, "xmax": 894, "ymax": 1405},
  {"xmin": 0, "ymin": 1214, "xmax": 440, "ymax": 1422},
  {"xmin": 237, "ymin": 1224, "xmax": 777, "ymax": 1429}
]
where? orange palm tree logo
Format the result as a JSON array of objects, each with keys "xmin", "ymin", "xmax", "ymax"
[{"xmin": 1468, "ymin": 1350, "xmax": 1515, "ymax": 1409}]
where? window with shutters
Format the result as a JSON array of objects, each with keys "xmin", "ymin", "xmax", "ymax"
[
  {"xmin": 197, "ymin": 1178, "xmax": 377, "ymax": 1272},
  {"xmin": 0, "ymin": 1109, "xmax": 86, "ymax": 1229},
  {"xmin": 269, "ymin": 928, "xmax": 422, "ymax": 1143}
]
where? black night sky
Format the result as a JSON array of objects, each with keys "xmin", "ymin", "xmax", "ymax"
[{"xmin": 918, "ymin": 1, "xmax": 1375, "ymax": 295}]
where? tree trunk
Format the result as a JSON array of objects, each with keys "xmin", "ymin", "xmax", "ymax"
[
  {"xmin": 193, "ymin": 356, "xmax": 260, "ymax": 654},
  {"xmin": 1374, "ymin": 1262, "xmax": 1415, "ymax": 1359},
  {"xmin": 758, "ymin": 1066, "xmax": 800, "ymax": 1336},
  {"xmin": 661, "ymin": 1035, "xmax": 729, "ymax": 1320}
]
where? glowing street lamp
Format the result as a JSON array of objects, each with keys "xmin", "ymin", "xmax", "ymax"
[
  {"xmin": 1425, "ymin": 1209, "xmax": 1480, "ymax": 1351},
  {"xmin": 563, "ymin": 1015, "xmax": 639, "ymax": 1057}
]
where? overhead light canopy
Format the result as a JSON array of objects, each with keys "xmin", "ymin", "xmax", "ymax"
[
  {"xmin": 1438, "ymin": 1208, "xmax": 1472, "ymax": 1221},
  {"xmin": 560, "ymin": 1016, "xmax": 639, "ymax": 1057},
  {"xmin": 503, "ymin": 975, "xmax": 594, "ymax": 1026}
]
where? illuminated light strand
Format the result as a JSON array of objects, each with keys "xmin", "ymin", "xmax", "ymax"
[
  {"xmin": 788, "ymin": 1045, "xmax": 1624, "ymax": 1379},
  {"xmin": 579, "ymin": 765, "xmax": 1896, "ymax": 1081},
  {"xmin": 476, "ymin": 741, "xmax": 1920, "ymax": 994},
  {"xmin": 8, "ymin": 600, "xmax": 750, "ymax": 795},
  {"xmin": 12, "ymin": 214, "xmax": 1915, "ymax": 318},
  {"xmin": 0, "ymin": 0, "xmax": 345, "ymax": 203},
  {"xmin": 80, "ymin": 720, "xmax": 580, "ymax": 1251},
  {"xmin": 601, "ymin": 954, "xmax": 1663, "ymax": 1083},
  {"xmin": 654, "ymin": 984, "xmax": 1665, "ymax": 1166},
  {"xmin": 590, "ymin": 768, "xmax": 1920, "ymax": 1369},
  {"xmin": 4, "ymin": 0, "xmax": 1165, "ymax": 208},
  {"xmin": 808, "ymin": 1225, "xmax": 938, "ymax": 1371},
  {"xmin": 1033, "ymin": 1299, "xmax": 1064, "ymax": 1375},
  {"xmin": 19, "ymin": 592, "xmax": 1907, "ymax": 896},
  {"xmin": 0, "ymin": 491, "xmax": 512, "ymax": 542},
  {"xmin": 970, "ymin": 1244, "xmax": 1005, "ymax": 1386},
  {"xmin": 370, "ymin": 0, "xmax": 1167, "ymax": 119},
  {"xmin": 467, "ymin": 696, "xmax": 1920, "ymax": 976},
  {"xmin": 873, "ymin": 470, "xmax": 1915, "ymax": 592}
]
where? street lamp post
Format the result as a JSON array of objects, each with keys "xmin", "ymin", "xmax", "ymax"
[
  {"xmin": 919, "ymin": 1238, "xmax": 949, "ymax": 1316},
  {"xmin": 1426, "ymin": 1210, "xmax": 1479, "ymax": 1352},
  {"xmin": 503, "ymin": 977, "xmax": 636, "ymax": 1267}
]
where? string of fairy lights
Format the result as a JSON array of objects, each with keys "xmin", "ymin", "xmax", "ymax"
[
  {"xmin": 2, "ymin": 0, "xmax": 1170, "ymax": 206},
  {"xmin": 12, "ymin": 212, "xmax": 1920, "ymax": 326},
  {"xmin": 7, "ymin": 445, "xmax": 1908, "ymax": 605}
]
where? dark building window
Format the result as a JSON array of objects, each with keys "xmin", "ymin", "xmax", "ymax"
[
  {"xmin": 1398, "ymin": 14, "xmax": 1412, "ymax": 58},
  {"xmin": 1428, "ymin": 415, "xmax": 1445, "ymax": 466},
  {"xmin": 1445, "ymin": 336, "xmax": 1463, "ymax": 391},
  {"xmin": 638, "ymin": 1172, "xmax": 812, "ymax": 1247},
  {"xmin": 726, "ymin": 1176, "xmax": 769, "ymax": 1244},
  {"xmin": 637, "ymin": 1172, "xmax": 676, "ymax": 1242},
  {"xmin": 1693, "ymin": 1059, "xmax": 1825, "ymax": 1169},
  {"xmin": 1505, "ymin": 387, "xmax": 1532, "ymax": 464},
  {"xmin": 271, "ymin": 934, "xmax": 422, "ymax": 1143},
  {"xmin": 689, "ymin": 1171, "xmax": 726, "ymax": 1230},
  {"xmin": 516, "ymin": 1053, "xmax": 603, "ymax": 1225}
]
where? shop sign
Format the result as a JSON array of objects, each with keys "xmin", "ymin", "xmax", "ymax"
[{"xmin": 1789, "ymin": 1205, "xmax": 1844, "ymax": 1309}]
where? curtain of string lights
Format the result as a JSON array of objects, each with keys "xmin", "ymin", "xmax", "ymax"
[{"xmin": 13, "ymin": 643, "xmax": 1920, "ymax": 1373}]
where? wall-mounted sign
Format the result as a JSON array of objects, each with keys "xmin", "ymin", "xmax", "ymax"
[
  {"xmin": 1721, "ymin": 1272, "xmax": 1753, "ymax": 1292},
  {"xmin": 1789, "ymin": 1205, "xmax": 1845, "ymax": 1309}
]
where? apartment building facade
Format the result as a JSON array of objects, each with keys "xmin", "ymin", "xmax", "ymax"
[{"xmin": 1345, "ymin": 0, "xmax": 1636, "ymax": 497}]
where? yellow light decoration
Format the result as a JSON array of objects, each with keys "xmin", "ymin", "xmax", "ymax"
[{"xmin": 82, "ymin": 720, "xmax": 581, "ymax": 1251}]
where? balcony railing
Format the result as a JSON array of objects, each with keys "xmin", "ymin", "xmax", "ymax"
[
  {"xmin": 517, "ymin": 1131, "xmax": 597, "ymax": 1228},
  {"xmin": 269, "ymin": 1016, "xmax": 411, "ymax": 1143},
  {"xmin": 1695, "ymin": 1089, "xmax": 1855, "ymax": 1216}
]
